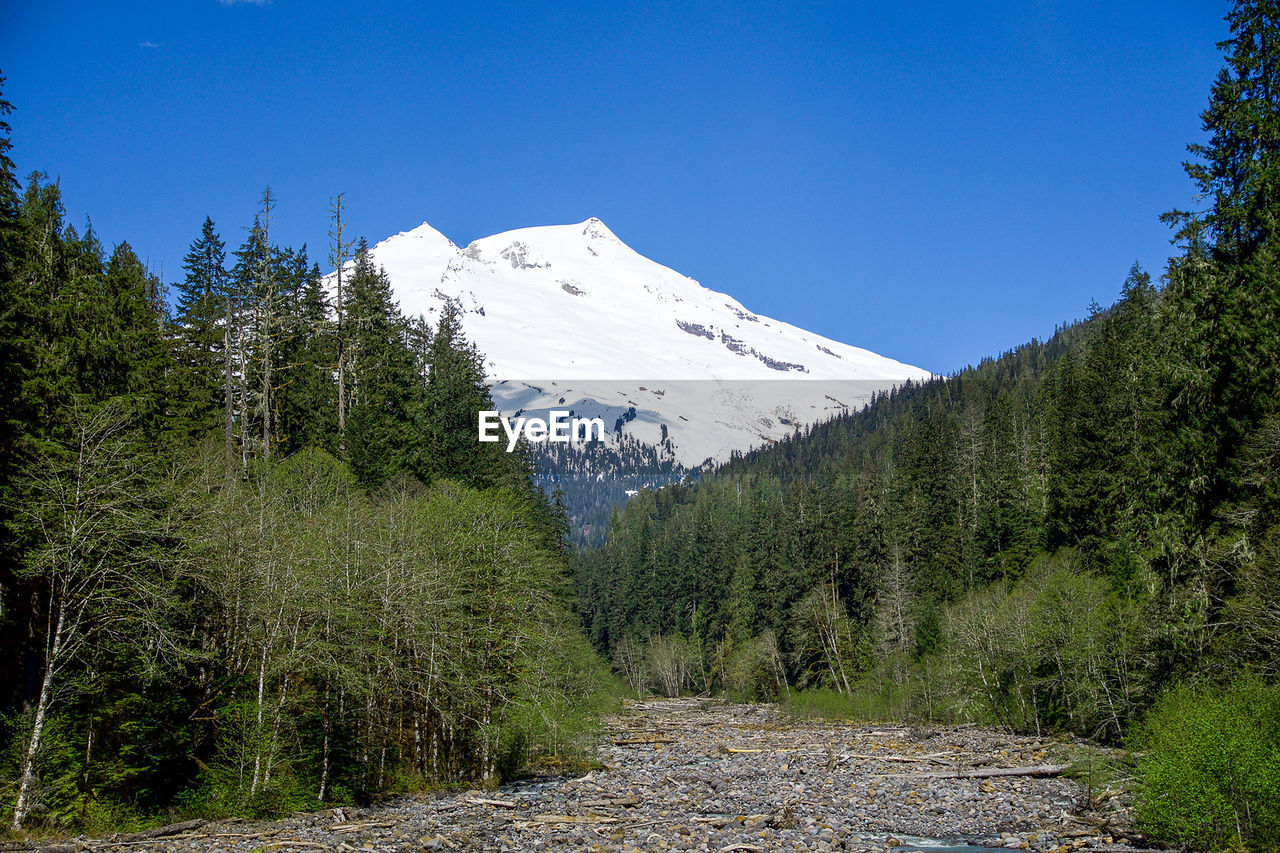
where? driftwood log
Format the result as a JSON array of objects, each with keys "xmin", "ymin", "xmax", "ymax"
[
  {"xmin": 118, "ymin": 819, "xmax": 207, "ymax": 841},
  {"xmin": 905, "ymin": 763, "xmax": 1067, "ymax": 780}
]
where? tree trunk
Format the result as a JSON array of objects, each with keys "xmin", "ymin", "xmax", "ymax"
[
  {"xmin": 224, "ymin": 295, "xmax": 235, "ymax": 468},
  {"xmin": 259, "ymin": 190, "xmax": 273, "ymax": 461},
  {"xmin": 249, "ymin": 640, "xmax": 268, "ymax": 797},
  {"xmin": 260, "ymin": 330, "xmax": 272, "ymax": 461},
  {"xmin": 330, "ymin": 194, "xmax": 350, "ymax": 451},
  {"xmin": 318, "ymin": 688, "xmax": 331, "ymax": 803},
  {"xmin": 236, "ymin": 279, "xmax": 250, "ymax": 476},
  {"xmin": 12, "ymin": 604, "xmax": 64, "ymax": 831},
  {"xmin": 318, "ymin": 610, "xmax": 334, "ymax": 802},
  {"xmin": 909, "ymin": 763, "xmax": 1067, "ymax": 780}
]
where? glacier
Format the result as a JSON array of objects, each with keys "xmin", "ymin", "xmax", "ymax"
[{"xmin": 345, "ymin": 216, "xmax": 930, "ymax": 468}]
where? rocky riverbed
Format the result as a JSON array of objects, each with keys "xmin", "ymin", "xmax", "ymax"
[{"xmin": 30, "ymin": 697, "xmax": 1144, "ymax": 853}]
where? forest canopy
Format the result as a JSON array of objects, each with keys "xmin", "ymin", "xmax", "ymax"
[
  {"xmin": 574, "ymin": 7, "xmax": 1280, "ymax": 845},
  {"xmin": 0, "ymin": 93, "xmax": 608, "ymax": 832}
]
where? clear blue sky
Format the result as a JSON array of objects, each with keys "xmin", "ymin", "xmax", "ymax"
[{"xmin": 1, "ymin": 0, "xmax": 1226, "ymax": 374}]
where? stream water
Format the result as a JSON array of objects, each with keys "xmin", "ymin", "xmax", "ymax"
[{"xmin": 859, "ymin": 834, "xmax": 1000, "ymax": 853}]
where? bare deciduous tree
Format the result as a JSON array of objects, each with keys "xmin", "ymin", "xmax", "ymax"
[{"xmin": 10, "ymin": 399, "xmax": 165, "ymax": 831}]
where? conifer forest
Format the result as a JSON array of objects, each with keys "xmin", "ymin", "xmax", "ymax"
[
  {"xmin": 0, "ymin": 100, "xmax": 606, "ymax": 832},
  {"xmin": 2, "ymin": 2, "xmax": 1280, "ymax": 850},
  {"xmin": 575, "ymin": 6, "xmax": 1280, "ymax": 847}
]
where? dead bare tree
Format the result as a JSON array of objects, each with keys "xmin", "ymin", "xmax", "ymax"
[
  {"xmin": 329, "ymin": 193, "xmax": 355, "ymax": 452},
  {"xmin": 9, "ymin": 399, "xmax": 165, "ymax": 831}
]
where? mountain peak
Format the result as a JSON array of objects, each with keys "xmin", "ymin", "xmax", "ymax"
[
  {"xmin": 579, "ymin": 217, "xmax": 618, "ymax": 242},
  {"xmin": 394, "ymin": 221, "xmax": 457, "ymax": 248},
  {"xmin": 358, "ymin": 217, "xmax": 927, "ymax": 382},
  {"xmin": 346, "ymin": 215, "xmax": 928, "ymax": 464}
]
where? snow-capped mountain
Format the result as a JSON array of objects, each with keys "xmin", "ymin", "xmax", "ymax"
[{"xmin": 355, "ymin": 217, "xmax": 929, "ymax": 468}]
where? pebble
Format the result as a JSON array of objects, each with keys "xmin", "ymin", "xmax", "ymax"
[{"xmin": 30, "ymin": 698, "xmax": 1138, "ymax": 853}]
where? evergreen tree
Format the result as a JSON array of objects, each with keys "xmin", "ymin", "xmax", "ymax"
[
  {"xmin": 1162, "ymin": 0, "xmax": 1280, "ymax": 530},
  {"xmin": 51, "ymin": 222, "xmax": 108, "ymax": 405},
  {"xmin": 0, "ymin": 72, "xmax": 16, "ymax": 217},
  {"xmin": 344, "ymin": 241, "xmax": 422, "ymax": 487},
  {"xmin": 275, "ymin": 253, "xmax": 336, "ymax": 455},
  {"xmin": 0, "ymin": 77, "xmax": 28, "ymax": 726},
  {"xmin": 0, "ymin": 113, "xmax": 605, "ymax": 826},
  {"xmin": 254, "ymin": 188, "xmax": 279, "ymax": 461},
  {"xmin": 1169, "ymin": 1, "xmax": 1280, "ymax": 258},
  {"xmin": 419, "ymin": 299, "xmax": 507, "ymax": 488},
  {"xmin": 170, "ymin": 217, "xmax": 229, "ymax": 444},
  {"xmin": 0, "ymin": 77, "xmax": 26, "ymax": 505},
  {"xmin": 102, "ymin": 242, "xmax": 166, "ymax": 429},
  {"xmin": 9, "ymin": 399, "xmax": 167, "ymax": 831}
]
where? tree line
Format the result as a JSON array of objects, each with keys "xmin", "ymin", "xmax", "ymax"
[
  {"xmin": 529, "ymin": 431, "xmax": 691, "ymax": 548},
  {"xmin": 579, "ymin": 248, "xmax": 1272, "ymax": 721},
  {"xmin": 576, "ymin": 7, "xmax": 1280, "ymax": 844},
  {"xmin": 0, "ymin": 78, "xmax": 605, "ymax": 832}
]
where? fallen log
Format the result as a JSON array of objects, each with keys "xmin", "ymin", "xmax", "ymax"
[
  {"xmin": 466, "ymin": 796, "xmax": 519, "ymax": 808},
  {"xmin": 613, "ymin": 737, "xmax": 675, "ymax": 745},
  {"xmin": 118, "ymin": 819, "xmax": 207, "ymax": 842},
  {"xmin": 531, "ymin": 814, "xmax": 619, "ymax": 824},
  {"xmin": 838, "ymin": 751, "xmax": 954, "ymax": 764},
  {"xmin": 903, "ymin": 763, "xmax": 1067, "ymax": 780},
  {"xmin": 330, "ymin": 820, "xmax": 396, "ymax": 832}
]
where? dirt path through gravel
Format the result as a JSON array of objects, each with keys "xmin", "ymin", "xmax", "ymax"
[{"xmin": 34, "ymin": 697, "xmax": 1143, "ymax": 853}]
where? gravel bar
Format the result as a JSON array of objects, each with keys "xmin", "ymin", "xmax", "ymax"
[{"xmin": 30, "ymin": 697, "xmax": 1145, "ymax": 853}]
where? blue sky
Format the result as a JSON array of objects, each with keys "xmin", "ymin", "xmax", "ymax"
[{"xmin": 1, "ymin": 0, "xmax": 1226, "ymax": 374}]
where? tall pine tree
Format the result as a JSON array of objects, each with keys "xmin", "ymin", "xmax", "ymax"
[
  {"xmin": 420, "ymin": 299, "xmax": 508, "ymax": 489},
  {"xmin": 1163, "ymin": 0, "xmax": 1280, "ymax": 529},
  {"xmin": 170, "ymin": 217, "xmax": 228, "ymax": 445},
  {"xmin": 275, "ymin": 251, "xmax": 337, "ymax": 455},
  {"xmin": 344, "ymin": 241, "xmax": 422, "ymax": 487}
]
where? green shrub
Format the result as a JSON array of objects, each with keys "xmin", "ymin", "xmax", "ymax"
[
  {"xmin": 782, "ymin": 688, "xmax": 857, "ymax": 721},
  {"xmin": 1134, "ymin": 679, "xmax": 1280, "ymax": 851},
  {"xmin": 782, "ymin": 684, "xmax": 912, "ymax": 723},
  {"xmin": 714, "ymin": 631, "xmax": 788, "ymax": 701}
]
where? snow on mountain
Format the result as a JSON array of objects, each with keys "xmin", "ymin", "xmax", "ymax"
[{"xmin": 351, "ymin": 217, "xmax": 929, "ymax": 466}]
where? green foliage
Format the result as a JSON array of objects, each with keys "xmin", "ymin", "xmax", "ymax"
[
  {"xmin": 578, "ymin": 11, "xmax": 1280, "ymax": 764},
  {"xmin": 418, "ymin": 299, "xmax": 514, "ymax": 490},
  {"xmin": 5, "ymin": 3, "xmax": 1280, "ymax": 842},
  {"xmin": 275, "ymin": 256, "xmax": 335, "ymax": 455},
  {"xmin": 178, "ymin": 696, "xmax": 313, "ymax": 819},
  {"xmin": 168, "ymin": 450, "xmax": 609, "ymax": 805},
  {"xmin": 1134, "ymin": 680, "xmax": 1280, "ymax": 852},
  {"xmin": 0, "ymin": 151, "xmax": 603, "ymax": 832},
  {"xmin": 168, "ymin": 216, "xmax": 230, "ymax": 445},
  {"xmin": 714, "ymin": 631, "xmax": 788, "ymax": 701},
  {"xmin": 939, "ymin": 554, "xmax": 1149, "ymax": 738},
  {"xmin": 1060, "ymin": 748, "xmax": 1130, "ymax": 815},
  {"xmin": 782, "ymin": 684, "xmax": 913, "ymax": 724},
  {"xmin": 779, "ymin": 688, "xmax": 856, "ymax": 721},
  {"xmin": 343, "ymin": 241, "xmax": 422, "ymax": 485}
]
